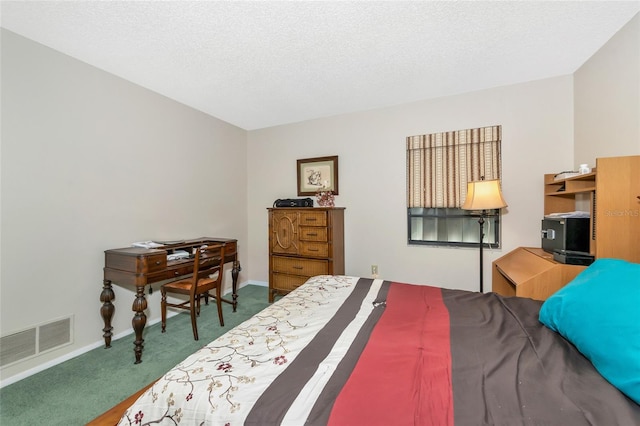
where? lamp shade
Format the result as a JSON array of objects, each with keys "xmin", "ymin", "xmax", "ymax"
[{"xmin": 461, "ymin": 179, "xmax": 508, "ymax": 210}]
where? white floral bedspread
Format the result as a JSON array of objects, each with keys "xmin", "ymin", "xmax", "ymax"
[{"xmin": 117, "ymin": 275, "xmax": 381, "ymax": 425}]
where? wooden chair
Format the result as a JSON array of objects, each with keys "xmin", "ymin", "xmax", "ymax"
[{"xmin": 161, "ymin": 243, "xmax": 226, "ymax": 340}]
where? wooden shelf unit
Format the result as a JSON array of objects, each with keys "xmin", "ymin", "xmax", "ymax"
[
  {"xmin": 543, "ymin": 170, "xmax": 597, "ymax": 255},
  {"xmin": 543, "ymin": 155, "xmax": 640, "ymax": 261},
  {"xmin": 544, "ymin": 171, "xmax": 596, "ymax": 199}
]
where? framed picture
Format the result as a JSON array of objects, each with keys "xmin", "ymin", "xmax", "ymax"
[{"xmin": 297, "ymin": 155, "xmax": 339, "ymax": 196}]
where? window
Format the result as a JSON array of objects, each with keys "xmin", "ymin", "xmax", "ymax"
[{"xmin": 406, "ymin": 125, "xmax": 503, "ymax": 247}]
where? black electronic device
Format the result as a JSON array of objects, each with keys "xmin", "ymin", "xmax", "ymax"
[
  {"xmin": 553, "ymin": 250, "xmax": 595, "ymax": 266},
  {"xmin": 273, "ymin": 198, "xmax": 314, "ymax": 208},
  {"xmin": 541, "ymin": 217, "xmax": 590, "ymax": 254}
]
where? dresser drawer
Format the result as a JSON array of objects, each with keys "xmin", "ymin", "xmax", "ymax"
[
  {"xmin": 272, "ymin": 256, "xmax": 328, "ymax": 277},
  {"xmin": 299, "ymin": 227, "xmax": 327, "ymax": 242},
  {"xmin": 299, "ymin": 211, "xmax": 327, "ymax": 227},
  {"xmin": 145, "ymin": 264, "xmax": 192, "ymax": 282},
  {"xmin": 105, "ymin": 251, "xmax": 167, "ymax": 273},
  {"xmin": 299, "ymin": 241, "xmax": 329, "ymax": 258},
  {"xmin": 146, "ymin": 254, "xmax": 167, "ymax": 272},
  {"xmin": 271, "ymin": 273, "xmax": 310, "ymax": 293},
  {"xmin": 223, "ymin": 240, "xmax": 237, "ymax": 257},
  {"xmin": 165, "ymin": 264, "xmax": 193, "ymax": 280}
]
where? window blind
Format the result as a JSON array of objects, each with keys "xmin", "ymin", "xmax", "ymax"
[{"xmin": 407, "ymin": 125, "xmax": 502, "ymax": 208}]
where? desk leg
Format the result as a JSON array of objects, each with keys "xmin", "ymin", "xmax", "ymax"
[
  {"xmin": 100, "ymin": 280, "xmax": 115, "ymax": 348},
  {"xmin": 131, "ymin": 285, "xmax": 147, "ymax": 364},
  {"xmin": 231, "ymin": 260, "xmax": 241, "ymax": 312}
]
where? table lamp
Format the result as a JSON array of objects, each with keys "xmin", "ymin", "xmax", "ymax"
[{"xmin": 461, "ymin": 178, "xmax": 508, "ymax": 293}]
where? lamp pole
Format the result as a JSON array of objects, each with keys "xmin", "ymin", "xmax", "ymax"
[
  {"xmin": 478, "ymin": 212, "xmax": 486, "ymax": 293},
  {"xmin": 461, "ymin": 178, "xmax": 507, "ymax": 294}
]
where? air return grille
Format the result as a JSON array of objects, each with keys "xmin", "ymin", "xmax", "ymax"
[{"xmin": 0, "ymin": 316, "xmax": 73, "ymax": 367}]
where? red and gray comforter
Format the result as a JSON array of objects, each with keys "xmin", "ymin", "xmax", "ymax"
[{"xmin": 118, "ymin": 276, "xmax": 640, "ymax": 425}]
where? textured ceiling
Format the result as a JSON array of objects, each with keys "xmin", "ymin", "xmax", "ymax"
[{"xmin": 2, "ymin": 1, "xmax": 639, "ymax": 130}]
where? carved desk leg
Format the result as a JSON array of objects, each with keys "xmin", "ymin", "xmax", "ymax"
[
  {"xmin": 100, "ymin": 280, "xmax": 115, "ymax": 348},
  {"xmin": 231, "ymin": 260, "xmax": 241, "ymax": 312},
  {"xmin": 131, "ymin": 285, "xmax": 147, "ymax": 364}
]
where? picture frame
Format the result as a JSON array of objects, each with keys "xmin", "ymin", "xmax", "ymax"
[{"xmin": 297, "ymin": 155, "xmax": 339, "ymax": 196}]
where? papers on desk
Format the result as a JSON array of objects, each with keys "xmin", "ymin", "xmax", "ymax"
[
  {"xmin": 167, "ymin": 250, "xmax": 190, "ymax": 261},
  {"xmin": 131, "ymin": 241, "xmax": 165, "ymax": 249},
  {"xmin": 554, "ymin": 171, "xmax": 580, "ymax": 180},
  {"xmin": 545, "ymin": 211, "xmax": 591, "ymax": 218}
]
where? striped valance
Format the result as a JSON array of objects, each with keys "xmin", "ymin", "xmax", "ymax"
[{"xmin": 407, "ymin": 125, "xmax": 502, "ymax": 208}]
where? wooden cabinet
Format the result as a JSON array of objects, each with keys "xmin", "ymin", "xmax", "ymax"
[
  {"xmin": 268, "ymin": 207, "xmax": 345, "ymax": 302},
  {"xmin": 543, "ymin": 155, "xmax": 639, "ymax": 262},
  {"xmin": 492, "ymin": 247, "xmax": 585, "ymax": 300},
  {"xmin": 594, "ymin": 155, "xmax": 640, "ymax": 262}
]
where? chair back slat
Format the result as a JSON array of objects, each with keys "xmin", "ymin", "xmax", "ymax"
[
  {"xmin": 190, "ymin": 243, "xmax": 225, "ymax": 299},
  {"xmin": 161, "ymin": 242, "xmax": 228, "ymax": 340}
]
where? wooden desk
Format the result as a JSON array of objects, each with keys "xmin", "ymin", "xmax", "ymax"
[
  {"xmin": 492, "ymin": 247, "xmax": 584, "ymax": 301},
  {"xmin": 100, "ymin": 237, "xmax": 240, "ymax": 363}
]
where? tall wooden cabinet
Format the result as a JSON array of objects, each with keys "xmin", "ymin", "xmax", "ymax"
[
  {"xmin": 493, "ymin": 155, "xmax": 640, "ymax": 300},
  {"xmin": 594, "ymin": 155, "xmax": 640, "ymax": 262},
  {"xmin": 267, "ymin": 207, "xmax": 345, "ymax": 302}
]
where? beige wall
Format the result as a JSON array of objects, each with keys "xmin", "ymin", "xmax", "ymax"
[
  {"xmin": 246, "ymin": 14, "xmax": 640, "ymax": 292},
  {"xmin": 247, "ymin": 76, "xmax": 576, "ymax": 290},
  {"xmin": 574, "ymin": 13, "xmax": 640, "ymax": 165},
  {"xmin": 0, "ymin": 30, "xmax": 248, "ymax": 383},
  {"xmin": 2, "ymin": 13, "xmax": 639, "ymax": 386}
]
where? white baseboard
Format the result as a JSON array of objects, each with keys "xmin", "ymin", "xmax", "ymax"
[{"xmin": 0, "ymin": 281, "xmax": 265, "ymax": 388}]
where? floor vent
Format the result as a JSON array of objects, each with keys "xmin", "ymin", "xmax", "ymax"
[{"xmin": 0, "ymin": 316, "xmax": 73, "ymax": 368}]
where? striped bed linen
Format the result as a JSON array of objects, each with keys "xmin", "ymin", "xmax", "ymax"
[
  {"xmin": 117, "ymin": 275, "xmax": 640, "ymax": 425},
  {"xmin": 117, "ymin": 276, "xmax": 380, "ymax": 425}
]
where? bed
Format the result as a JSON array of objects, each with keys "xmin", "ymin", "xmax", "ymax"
[{"xmin": 112, "ymin": 258, "xmax": 640, "ymax": 425}]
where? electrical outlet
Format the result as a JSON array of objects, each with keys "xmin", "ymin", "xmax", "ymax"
[{"xmin": 371, "ymin": 264, "xmax": 378, "ymax": 277}]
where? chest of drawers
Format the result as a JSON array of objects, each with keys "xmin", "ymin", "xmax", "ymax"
[{"xmin": 267, "ymin": 207, "xmax": 345, "ymax": 302}]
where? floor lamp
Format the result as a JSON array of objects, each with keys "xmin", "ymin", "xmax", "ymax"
[{"xmin": 461, "ymin": 179, "xmax": 508, "ymax": 293}]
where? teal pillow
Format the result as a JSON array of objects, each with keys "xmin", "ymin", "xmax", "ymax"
[{"xmin": 539, "ymin": 258, "xmax": 640, "ymax": 404}]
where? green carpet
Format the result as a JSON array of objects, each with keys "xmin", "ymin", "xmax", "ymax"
[{"xmin": 0, "ymin": 285, "xmax": 270, "ymax": 425}]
